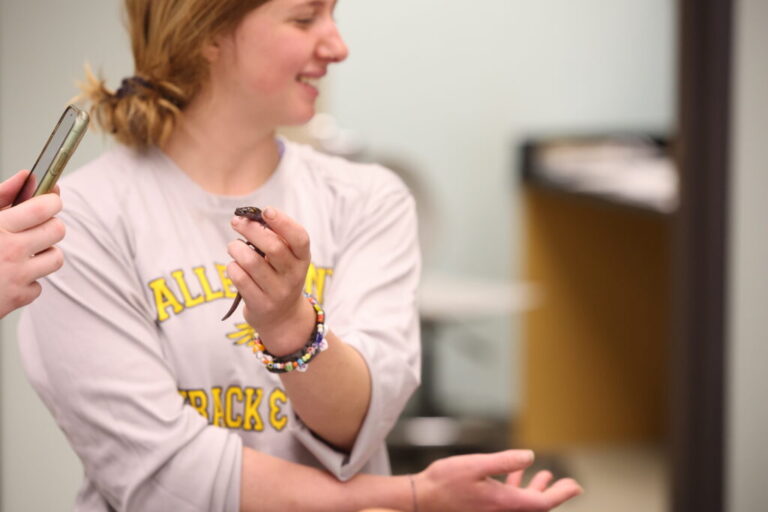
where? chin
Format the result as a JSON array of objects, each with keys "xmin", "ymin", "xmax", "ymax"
[{"xmin": 283, "ymin": 108, "xmax": 317, "ymax": 127}]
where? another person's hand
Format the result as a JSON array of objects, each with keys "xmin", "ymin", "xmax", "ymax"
[
  {"xmin": 412, "ymin": 450, "xmax": 583, "ymax": 512},
  {"xmin": 0, "ymin": 170, "xmax": 65, "ymax": 318},
  {"xmin": 227, "ymin": 206, "xmax": 314, "ymax": 354}
]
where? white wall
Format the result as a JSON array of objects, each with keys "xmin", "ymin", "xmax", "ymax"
[
  {"xmin": 0, "ymin": 1, "xmax": 131, "ymax": 509},
  {"xmin": 329, "ymin": 0, "xmax": 675, "ymax": 417},
  {"xmin": 727, "ymin": 0, "xmax": 768, "ymax": 510},
  {"xmin": 331, "ymin": 0, "xmax": 675, "ymax": 276}
]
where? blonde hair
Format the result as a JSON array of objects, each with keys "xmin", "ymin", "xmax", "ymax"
[{"xmin": 79, "ymin": 0, "xmax": 269, "ymax": 149}]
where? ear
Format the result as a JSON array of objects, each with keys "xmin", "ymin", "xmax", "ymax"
[{"xmin": 201, "ymin": 37, "xmax": 221, "ymax": 63}]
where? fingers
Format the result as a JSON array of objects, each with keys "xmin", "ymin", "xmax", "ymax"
[
  {"xmin": 1, "ymin": 281, "xmax": 42, "ymax": 316},
  {"xmin": 541, "ymin": 477, "xmax": 583, "ymax": 507},
  {"xmin": 227, "ymin": 239, "xmax": 282, "ymax": 291},
  {"xmin": 226, "ymin": 259, "xmax": 267, "ymax": 301},
  {"xmin": 230, "ymin": 208, "xmax": 310, "ymax": 276},
  {"xmin": 19, "ymin": 217, "xmax": 66, "ymax": 256},
  {"xmin": 465, "ymin": 450, "xmax": 535, "ymax": 480},
  {"xmin": 494, "ymin": 476, "xmax": 582, "ymax": 511},
  {"xmin": 0, "ymin": 170, "xmax": 31, "ymax": 208},
  {"xmin": 506, "ymin": 470, "xmax": 524, "ymax": 487},
  {"xmin": 0, "ymin": 193, "xmax": 62, "ymax": 232},
  {"xmin": 25, "ymin": 246, "xmax": 65, "ymax": 282},
  {"xmin": 231, "ymin": 217, "xmax": 289, "ymax": 273},
  {"xmin": 527, "ymin": 470, "xmax": 553, "ymax": 492},
  {"xmin": 261, "ymin": 207, "xmax": 311, "ymax": 261},
  {"xmin": 243, "ymin": 207, "xmax": 310, "ymax": 261}
]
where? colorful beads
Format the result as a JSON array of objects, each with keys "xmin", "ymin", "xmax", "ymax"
[{"xmin": 248, "ymin": 293, "xmax": 328, "ymax": 374}]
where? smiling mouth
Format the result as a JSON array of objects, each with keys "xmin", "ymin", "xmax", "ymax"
[{"xmin": 297, "ymin": 76, "xmax": 320, "ymax": 87}]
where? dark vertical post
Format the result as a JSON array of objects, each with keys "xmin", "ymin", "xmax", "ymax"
[{"xmin": 673, "ymin": 0, "xmax": 732, "ymax": 511}]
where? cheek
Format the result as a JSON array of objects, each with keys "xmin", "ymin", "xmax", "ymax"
[
  {"xmin": 240, "ymin": 55, "xmax": 299, "ymax": 96},
  {"xmin": 233, "ymin": 36, "xmax": 304, "ymax": 93}
]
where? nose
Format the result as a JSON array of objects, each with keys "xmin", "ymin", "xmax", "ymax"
[{"xmin": 318, "ymin": 23, "xmax": 349, "ymax": 63}]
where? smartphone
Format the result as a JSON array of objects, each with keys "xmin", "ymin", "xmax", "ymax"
[{"xmin": 12, "ymin": 105, "xmax": 89, "ymax": 206}]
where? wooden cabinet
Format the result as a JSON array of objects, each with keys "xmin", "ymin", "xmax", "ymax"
[{"xmin": 518, "ymin": 187, "xmax": 671, "ymax": 450}]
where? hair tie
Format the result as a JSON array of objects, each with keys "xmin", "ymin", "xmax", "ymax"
[
  {"xmin": 114, "ymin": 76, "xmax": 183, "ymax": 108},
  {"xmin": 115, "ymin": 76, "xmax": 155, "ymax": 98}
]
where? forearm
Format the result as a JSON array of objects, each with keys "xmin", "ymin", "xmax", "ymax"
[
  {"xmin": 253, "ymin": 293, "xmax": 371, "ymax": 450},
  {"xmin": 240, "ymin": 446, "xmax": 410, "ymax": 512},
  {"xmin": 279, "ymin": 330, "xmax": 371, "ymax": 450}
]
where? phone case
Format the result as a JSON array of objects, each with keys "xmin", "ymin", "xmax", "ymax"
[{"xmin": 35, "ymin": 106, "xmax": 90, "ymax": 196}]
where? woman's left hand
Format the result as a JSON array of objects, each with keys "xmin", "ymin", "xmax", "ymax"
[{"xmin": 227, "ymin": 206, "xmax": 315, "ymax": 355}]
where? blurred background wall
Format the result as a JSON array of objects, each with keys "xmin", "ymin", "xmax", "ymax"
[
  {"xmin": 329, "ymin": 0, "xmax": 674, "ymax": 420},
  {"xmin": 727, "ymin": 0, "xmax": 768, "ymax": 509}
]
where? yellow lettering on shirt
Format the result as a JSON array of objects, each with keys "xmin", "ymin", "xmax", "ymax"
[
  {"xmin": 243, "ymin": 387, "xmax": 265, "ymax": 432},
  {"xmin": 225, "ymin": 387, "xmax": 244, "ymax": 429},
  {"xmin": 179, "ymin": 386, "xmax": 288, "ymax": 433},
  {"xmin": 148, "ymin": 277, "xmax": 184, "ymax": 322},
  {"xmin": 193, "ymin": 266, "xmax": 224, "ymax": 301},
  {"xmin": 215, "ymin": 263, "xmax": 239, "ymax": 299},
  {"xmin": 304, "ymin": 263, "xmax": 333, "ymax": 304},
  {"xmin": 149, "ymin": 262, "xmax": 332, "ymax": 321},
  {"xmin": 227, "ymin": 323, "xmax": 258, "ymax": 347},
  {"xmin": 269, "ymin": 388, "xmax": 288, "ymax": 432},
  {"xmin": 211, "ymin": 386, "xmax": 225, "ymax": 427},
  {"xmin": 171, "ymin": 269, "xmax": 204, "ymax": 309},
  {"xmin": 186, "ymin": 389, "xmax": 209, "ymax": 420}
]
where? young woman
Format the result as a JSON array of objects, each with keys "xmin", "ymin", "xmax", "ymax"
[
  {"xmin": 0, "ymin": 171, "xmax": 64, "ymax": 318},
  {"xmin": 18, "ymin": 1, "xmax": 581, "ymax": 510}
]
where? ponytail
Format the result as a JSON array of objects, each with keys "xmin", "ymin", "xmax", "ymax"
[
  {"xmin": 78, "ymin": 0, "xmax": 269, "ymax": 150},
  {"xmin": 79, "ymin": 65, "xmax": 185, "ymax": 149}
]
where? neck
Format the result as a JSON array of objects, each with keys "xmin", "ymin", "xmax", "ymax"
[{"xmin": 161, "ymin": 88, "xmax": 282, "ymax": 196}]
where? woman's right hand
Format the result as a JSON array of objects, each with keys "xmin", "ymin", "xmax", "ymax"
[
  {"xmin": 0, "ymin": 170, "xmax": 65, "ymax": 318},
  {"xmin": 412, "ymin": 450, "xmax": 582, "ymax": 512}
]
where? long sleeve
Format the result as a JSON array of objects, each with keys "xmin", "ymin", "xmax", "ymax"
[
  {"xmin": 17, "ymin": 142, "xmax": 422, "ymax": 508},
  {"xmin": 18, "ymin": 196, "xmax": 242, "ymax": 512},
  {"xmin": 291, "ymin": 165, "xmax": 422, "ymax": 480}
]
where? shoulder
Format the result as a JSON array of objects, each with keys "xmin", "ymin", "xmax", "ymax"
[
  {"xmin": 57, "ymin": 145, "xmax": 161, "ymax": 244},
  {"xmin": 283, "ymin": 140, "xmax": 411, "ymax": 202},
  {"xmin": 63, "ymin": 145, "xmax": 146, "ymax": 199},
  {"xmin": 282, "ymin": 141, "xmax": 418, "ymax": 246},
  {"xmin": 61, "ymin": 145, "xmax": 159, "ymax": 215}
]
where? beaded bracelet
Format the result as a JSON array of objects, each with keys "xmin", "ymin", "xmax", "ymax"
[{"xmin": 251, "ymin": 293, "xmax": 328, "ymax": 373}]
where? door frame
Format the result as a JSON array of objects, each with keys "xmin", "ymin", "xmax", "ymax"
[{"xmin": 672, "ymin": 0, "xmax": 732, "ymax": 511}]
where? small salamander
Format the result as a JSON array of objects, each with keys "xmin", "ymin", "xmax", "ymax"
[{"xmin": 221, "ymin": 207, "xmax": 269, "ymax": 321}]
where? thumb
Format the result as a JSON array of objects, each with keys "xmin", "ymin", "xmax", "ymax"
[
  {"xmin": 0, "ymin": 170, "xmax": 30, "ymax": 208},
  {"xmin": 465, "ymin": 450, "xmax": 535, "ymax": 480}
]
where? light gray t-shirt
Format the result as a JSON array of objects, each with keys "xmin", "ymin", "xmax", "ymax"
[{"xmin": 18, "ymin": 141, "xmax": 421, "ymax": 512}]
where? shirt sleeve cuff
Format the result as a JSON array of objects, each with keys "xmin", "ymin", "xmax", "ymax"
[{"xmin": 290, "ymin": 331, "xmax": 419, "ymax": 481}]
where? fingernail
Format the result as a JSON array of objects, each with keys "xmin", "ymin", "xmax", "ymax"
[
  {"xmin": 263, "ymin": 207, "xmax": 276, "ymax": 220},
  {"xmin": 522, "ymin": 450, "xmax": 535, "ymax": 464},
  {"xmin": 232, "ymin": 216, "xmax": 243, "ymax": 226}
]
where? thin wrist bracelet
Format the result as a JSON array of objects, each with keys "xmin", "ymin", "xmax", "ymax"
[
  {"xmin": 409, "ymin": 475, "xmax": 419, "ymax": 512},
  {"xmin": 251, "ymin": 293, "xmax": 328, "ymax": 373}
]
